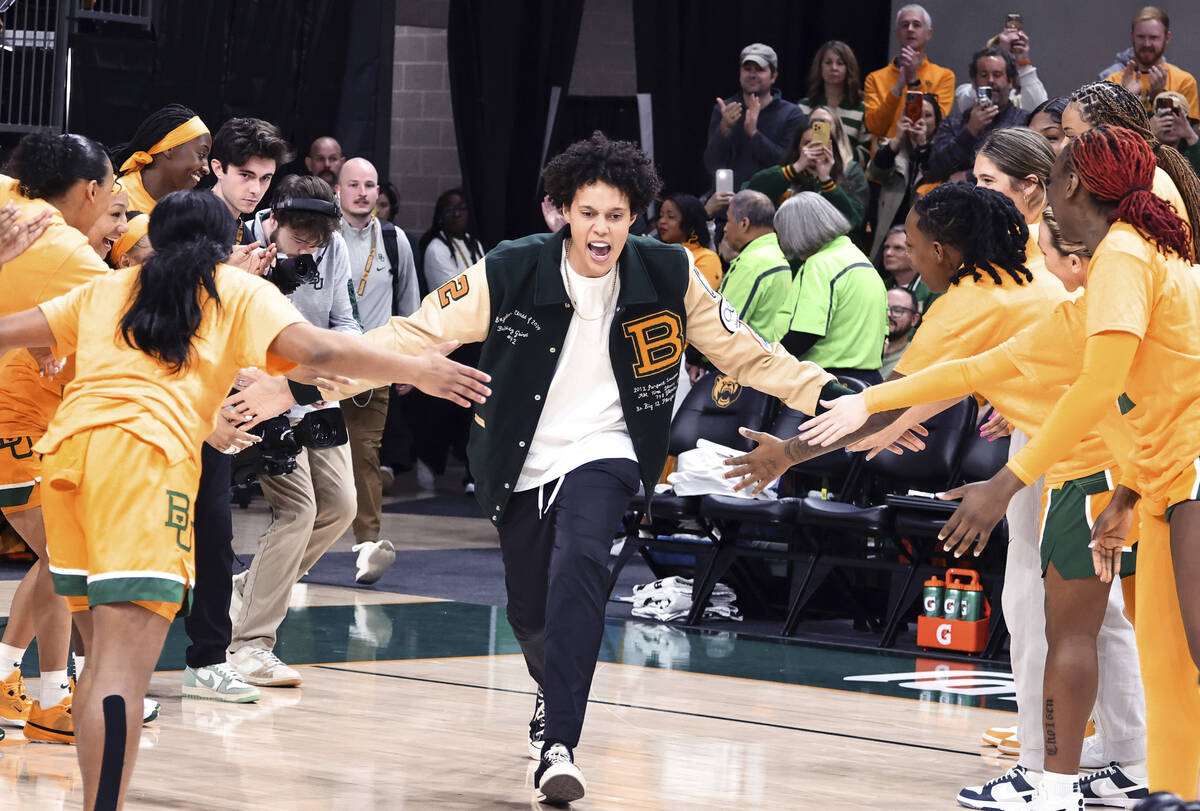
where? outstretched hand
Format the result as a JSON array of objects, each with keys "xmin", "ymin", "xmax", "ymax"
[
  {"xmin": 722, "ymin": 427, "xmax": 798, "ymax": 495},
  {"xmin": 411, "ymin": 341, "xmax": 492, "ymax": 407},
  {"xmin": 797, "ymin": 393, "xmax": 870, "ymax": 447},
  {"xmin": 0, "ymin": 205, "xmax": 51, "ymax": 267},
  {"xmin": 936, "ymin": 468, "xmax": 1025, "ymax": 558}
]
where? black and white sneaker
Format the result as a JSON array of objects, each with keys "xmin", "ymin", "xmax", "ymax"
[
  {"xmin": 1078, "ymin": 762, "xmax": 1148, "ymax": 808},
  {"xmin": 534, "ymin": 742, "xmax": 586, "ymax": 805},
  {"xmin": 528, "ymin": 687, "xmax": 545, "ymax": 760},
  {"xmin": 957, "ymin": 765, "xmax": 1039, "ymax": 810}
]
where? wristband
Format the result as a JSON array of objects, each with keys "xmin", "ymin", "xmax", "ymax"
[{"xmin": 906, "ymin": 78, "xmax": 922, "ymax": 88}]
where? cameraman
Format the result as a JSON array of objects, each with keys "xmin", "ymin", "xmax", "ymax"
[{"xmin": 229, "ymin": 175, "xmax": 360, "ymax": 687}]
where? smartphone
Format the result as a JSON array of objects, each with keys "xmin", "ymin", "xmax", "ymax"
[
  {"xmin": 1004, "ymin": 13, "xmax": 1022, "ymax": 30},
  {"xmin": 904, "ymin": 90, "xmax": 924, "ymax": 123},
  {"xmin": 976, "ymin": 87, "xmax": 995, "ymax": 105},
  {"xmin": 1156, "ymin": 96, "xmax": 1178, "ymax": 115},
  {"xmin": 715, "ymin": 168, "xmax": 734, "ymax": 195},
  {"xmin": 810, "ymin": 120, "xmax": 831, "ymax": 149}
]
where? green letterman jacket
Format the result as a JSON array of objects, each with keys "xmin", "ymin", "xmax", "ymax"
[{"xmin": 348, "ymin": 228, "xmax": 835, "ymax": 525}]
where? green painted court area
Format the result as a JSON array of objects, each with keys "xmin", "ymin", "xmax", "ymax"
[{"xmin": 149, "ymin": 600, "xmax": 1016, "ymax": 710}]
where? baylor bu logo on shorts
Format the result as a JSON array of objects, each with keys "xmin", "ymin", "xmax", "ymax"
[
  {"xmin": 710, "ymin": 375, "xmax": 741, "ymax": 408},
  {"xmin": 622, "ymin": 310, "xmax": 684, "ymax": 378}
]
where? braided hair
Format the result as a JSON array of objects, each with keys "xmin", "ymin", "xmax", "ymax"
[
  {"xmin": 113, "ymin": 103, "xmax": 198, "ymax": 176},
  {"xmin": 911, "ymin": 183, "xmax": 1031, "ymax": 286},
  {"xmin": 1066, "ymin": 125, "xmax": 1193, "ymax": 261},
  {"xmin": 1070, "ymin": 81, "xmax": 1200, "ymax": 256}
]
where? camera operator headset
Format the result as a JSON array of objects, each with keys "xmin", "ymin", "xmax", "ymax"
[{"xmin": 227, "ymin": 174, "xmax": 361, "ymax": 687}]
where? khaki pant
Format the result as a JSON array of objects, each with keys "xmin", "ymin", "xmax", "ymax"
[
  {"xmin": 342, "ymin": 386, "xmax": 390, "ymax": 543},
  {"xmin": 230, "ymin": 440, "xmax": 355, "ymax": 653}
]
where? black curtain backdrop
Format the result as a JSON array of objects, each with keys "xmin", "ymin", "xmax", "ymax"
[
  {"xmin": 633, "ymin": 1, "xmax": 892, "ymax": 197},
  {"xmin": 66, "ymin": 1, "xmax": 390, "ymax": 177},
  {"xmin": 447, "ymin": 0, "xmax": 584, "ymax": 248}
]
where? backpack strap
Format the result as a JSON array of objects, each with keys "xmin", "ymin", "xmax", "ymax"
[{"xmin": 380, "ymin": 221, "xmax": 401, "ymax": 315}]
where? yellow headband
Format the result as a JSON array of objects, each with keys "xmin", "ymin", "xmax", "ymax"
[
  {"xmin": 119, "ymin": 116, "xmax": 209, "ymax": 175},
  {"xmin": 110, "ymin": 214, "xmax": 150, "ymax": 265}
]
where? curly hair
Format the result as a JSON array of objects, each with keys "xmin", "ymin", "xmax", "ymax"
[
  {"xmin": 542, "ymin": 131, "xmax": 661, "ymax": 215},
  {"xmin": 1070, "ymin": 80, "xmax": 1200, "ymax": 256},
  {"xmin": 1065, "ymin": 125, "xmax": 1193, "ymax": 261},
  {"xmin": 6, "ymin": 132, "xmax": 110, "ymax": 199},
  {"xmin": 912, "ymin": 183, "xmax": 1030, "ymax": 286}
]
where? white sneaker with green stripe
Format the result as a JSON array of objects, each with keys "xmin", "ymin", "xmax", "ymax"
[{"xmin": 182, "ymin": 663, "xmax": 261, "ymax": 703}]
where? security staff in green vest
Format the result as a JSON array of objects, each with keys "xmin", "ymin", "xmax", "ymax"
[
  {"xmin": 770, "ymin": 191, "xmax": 888, "ymax": 383},
  {"xmin": 225, "ymin": 132, "xmax": 852, "ymax": 805},
  {"xmin": 717, "ymin": 190, "xmax": 795, "ymax": 338}
]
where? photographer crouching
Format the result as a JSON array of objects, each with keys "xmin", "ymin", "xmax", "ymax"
[{"xmin": 228, "ymin": 175, "xmax": 360, "ymax": 687}]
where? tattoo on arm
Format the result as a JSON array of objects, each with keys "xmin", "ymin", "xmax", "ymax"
[
  {"xmin": 1044, "ymin": 698, "xmax": 1057, "ymax": 756},
  {"xmin": 784, "ymin": 437, "xmax": 806, "ymax": 463}
]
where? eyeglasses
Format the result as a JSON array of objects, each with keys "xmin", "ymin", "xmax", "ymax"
[
  {"xmin": 442, "ymin": 204, "xmax": 468, "ymax": 217},
  {"xmin": 887, "ymin": 305, "xmax": 917, "ymax": 316}
]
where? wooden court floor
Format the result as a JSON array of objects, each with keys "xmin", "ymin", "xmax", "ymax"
[
  {"xmin": 0, "ymin": 581, "xmax": 1019, "ymax": 810},
  {"xmin": 0, "ymin": 484, "xmax": 1020, "ymax": 809}
]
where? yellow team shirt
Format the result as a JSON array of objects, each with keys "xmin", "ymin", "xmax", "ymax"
[
  {"xmin": 863, "ymin": 57, "xmax": 956, "ymax": 139},
  {"xmin": 1080, "ymin": 224, "xmax": 1200, "ymax": 512},
  {"xmin": 894, "ymin": 261, "xmax": 1113, "ymax": 486},
  {"xmin": 684, "ymin": 241, "xmax": 723, "ymax": 290},
  {"xmin": 1106, "ymin": 62, "xmax": 1200, "ymax": 118},
  {"xmin": 118, "ymin": 170, "xmax": 157, "ymax": 214},
  {"xmin": 35, "ymin": 265, "xmax": 307, "ymax": 465},
  {"xmin": 0, "ymin": 180, "xmax": 112, "ymax": 436}
]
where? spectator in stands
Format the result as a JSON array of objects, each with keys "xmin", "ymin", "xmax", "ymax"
[
  {"xmin": 717, "ymin": 190, "xmax": 793, "ymax": 339},
  {"xmin": 799, "ymin": 41, "xmax": 870, "ymax": 163},
  {"xmin": 926, "ymin": 47, "xmax": 1029, "ymax": 183},
  {"xmin": 421, "ymin": 188, "xmax": 485, "ymax": 291},
  {"xmin": 655, "ymin": 193, "xmax": 721, "ymax": 289},
  {"xmin": 1150, "ymin": 91, "xmax": 1200, "ymax": 176},
  {"xmin": 863, "ymin": 4, "xmax": 955, "ymax": 140},
  {"xmin": 1028, "ymin": 97, "xmax": 1069, "ymax": 154},
  {"xmin": 868, "ymin": 92, "xmax": 941, "ymax": 260},
  {"xmin": 880, "ymin": 287, "xmax": 920, "ymax": 377},
  {"xmin": 771, "ymin": 192, "xmax": 887, "ymax": 382},
  {"xmin": 305, "ymin": 136, "xmax": 344, "ymax": 185},
  {"xmin": 877, "ymin": 225, "xmax": 937, "ymax": 315},
  {"xmin": 411, "ymin": 189, "xmax": 486, "ymax": 494},
  {"xmin": 704, "ymin": 43, "xmax": 807, "ymax": 190},
  {"xmin": 952, "ymin": 23, "xmax": 1047, "ymax": 115},
  {"xmin": 1105, "ymin": 6, "xmax": 1198, "ymax": 116},
  {"xmin": 376, "ymin": 180, "xmax": 398, "ymax": 223},
  {"xmin": 743, "ymin": 107, "xmax": 867, "ymax": 230}
]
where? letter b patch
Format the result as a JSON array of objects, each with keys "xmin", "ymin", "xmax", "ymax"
[{"xmin": 622, "ymin": 311, "xmax": 683, "ymax": 378}]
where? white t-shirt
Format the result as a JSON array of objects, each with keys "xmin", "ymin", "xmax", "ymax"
[{"xmin": 515, "ymin": 247, "xmax": 637, "ymax": 492}]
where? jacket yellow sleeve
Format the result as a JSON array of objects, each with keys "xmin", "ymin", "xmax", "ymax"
[
  {"xmin": 683, "ymin": 260, "xmax": 834, "ymax": 414},
  {"xmin": 321, "ymin": 258, "xmax": 491, "ymax": 397},
  {"xmin": 1095, "ymin": 405, "xmax": 1139, "ymax": 493},
  {"xmin": 862, "ymin": 345, "xmax": 1022, "ymax": 413}
]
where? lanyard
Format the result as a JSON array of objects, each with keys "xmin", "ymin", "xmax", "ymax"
[
  {"xmin": 235, "ymin": 219, "xmax": 244, "ymax": 245},
  {"xmin": 356, "ymin": 220, "xmax": 379, "ymax": 296},
  {"xmin": 446, "ymin": 233, "xmax": 471, "ymax": 269}
]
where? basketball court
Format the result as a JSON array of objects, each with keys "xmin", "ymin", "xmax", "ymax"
[{"xmin": 0, "ymin": 493, "xmax": 1016, "ymax": 809}]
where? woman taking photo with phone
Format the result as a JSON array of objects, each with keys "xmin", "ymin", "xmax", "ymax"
[{"xmin": 868, "ymin": 93, "xmax": 942, "ymax": 262}]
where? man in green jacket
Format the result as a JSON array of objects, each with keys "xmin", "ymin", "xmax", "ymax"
[{"xmin": 718, "ymin": 190, "xmax": 794, "ymax": 338}]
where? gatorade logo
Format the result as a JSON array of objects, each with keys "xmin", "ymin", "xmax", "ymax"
[
  {"xmin": 936, "ymin": 624, "xmax": 953, "ymax": 645},
  {"xmin": 622, "ymin": 311, "xmax": 684, "ymax": 378},
  {"xmin": 437, "ymin": 275, "xmax": 469, "ymax": 308},
  {"xmin": 923, "ymin": 595, "xmax": 938, "ymax": 614}
]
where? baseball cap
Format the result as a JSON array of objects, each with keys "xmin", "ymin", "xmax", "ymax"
[{"xmin": 740, "ymin": 43, "xmax": 777, "ymax": 71}]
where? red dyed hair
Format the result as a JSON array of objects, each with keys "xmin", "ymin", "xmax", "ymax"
[{"xmin": 1067, "ymin": 125, "xmax": 1194, "ymax": 261}]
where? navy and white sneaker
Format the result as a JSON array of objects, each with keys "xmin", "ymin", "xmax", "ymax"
[
  {"xmin": 528, "ymin": 688, "xmax": 545, "ymax": 760},
  {"xmin": 958, "ymin": 765, "xmax": 1040, "ymax": 810},
  {"xmin": 534, "ymin": 742, "xmax": 586, "ymax": 805},
  {"xmin": 1079, "ymin": 762, "xmax": 1148, "ymax": 808}
]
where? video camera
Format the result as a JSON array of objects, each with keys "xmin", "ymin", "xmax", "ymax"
[
  {"xmin": 230, "ymin": 408, "xmax": 349, "ymax": 486},
  {"xmin": 264, "ymin": 196, "xmax": 339, "ymax": 295}
]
